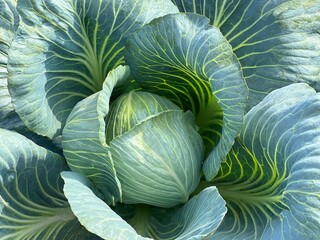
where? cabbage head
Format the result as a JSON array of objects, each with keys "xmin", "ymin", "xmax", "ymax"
[{"xmin": 1, "ymin": 0, "xmax": 320, "ymax": 239}]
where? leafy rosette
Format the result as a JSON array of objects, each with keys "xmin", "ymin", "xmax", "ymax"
[
  {"xmin": 2, "ymin": 0, "xmax": 319, "ymax": 239},
  {"xmin": 62, "ymin": 65, "xmax": 227, "ymax": 239},
  {"xmin": 0, "ymin": 128, "xmax": 99, "ymax": 239},
  {"xmin": 199, "ymin": 83, "xmax": 320, "ymax": 239}
]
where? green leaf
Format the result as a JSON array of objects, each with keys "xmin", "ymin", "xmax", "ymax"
[
  {"xmin": 0, "ymin": 0, "xmax": 22, "ymax": 129},
  {"xmin": 61, "ymin": 171, "xmax": 150, "ymax": 240},
  {"xmin": 62, "ymin": 65, "xmax": 131, "ymax": 205},
  {"xmin": 7, "ymin": 0, "xmax": 179, "ymax": 138},
  {"xmin": 125, "ymin": 13, "xmax": 247, "ymax": 180},
  {"xmin": 0, "ymin": 1, "xmax": 63, "ymax": 153},
  {"xmin": 208, "ymin": 83, "xmax": 320, "ymax": 239},
  {"xmin": 110, "ymin": 110, "xmax": 204, "ymax": 208},
  {"xmin": 171, "ymin": 0, "xmax": 240, "ymax": 28},
  {"xmin": 0, "ymin": 128, "xmax": 98, "ymax": 239},
  {"xmin": 172, "ymin": 0, "xmax": 320, "ymax": 111},
  {"xmin": 148, "ymin": 186, "xmax": 227, "ymax": 239}
]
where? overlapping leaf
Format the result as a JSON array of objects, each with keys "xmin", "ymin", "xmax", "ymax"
[
  {"xmin": 62, "ymin": 171, "xmax": 147, "ymax": 240},
  {"xmin": 148, "ymin": 186, "xmax": 226, "ymax": 239},
  {"xmin": 62, "ymin": 65, "xmax": 132, "ymax": 205},
  {"xmin": 7, "ymin": 0, "xmax": 179, "ymax": 138},
  {"xmin": 0, "ymin": 0, "xmax": 21, "ymax": 129},
  {"xmin": 0, "ymin": 128, "xmax": 99, "ymax": 239},
  {"xmin": 125, "ymin": 13, "xmax": 247, "ymax": 180},
  {"xmin": 208, "ymin": 83, "xmax": 320, "ymax": 239},
  {"xmin": 172, "ymin": 0, "xmax": 320, "ymax": 111}
]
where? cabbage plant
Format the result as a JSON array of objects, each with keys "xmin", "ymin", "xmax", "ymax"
[{"xmin": 0, "ymin": 0, "xmax": 320, "ymax": 239}]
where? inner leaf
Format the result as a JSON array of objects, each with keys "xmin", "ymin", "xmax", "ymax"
[
  {"xmin": 195, "ymin": 91, "xmax": 223, "ymax": 156},
  {"xmin": 126, "ymin": 204, "xmax": 153, "ymax": 237}
]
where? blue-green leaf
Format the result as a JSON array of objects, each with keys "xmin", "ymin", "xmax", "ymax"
[
  {"xmin": 62, "ymin": 65, "xmax": 131, "ymax": 205},
  {"xmin": 7, "ymin": 0, "xmax": 178, "ymax": 138},
  {"xmin": 0, "ymin": 1, "xmax": 62, "ymax": 153},
  {"xmin": 0, "ymin": 0, "xmax": 21, "ymax": 129},
  {"xmin": 149, "ymin": 186, "xmax": 226, "ymax": 239},
  {"xmin": 209, "ymin": 83, "xmax": 320, "ymax": 239},
  {"xmin": 61, "ymin": 171, "xmax": 150, "ymax": 240},
  {"xmin": 171, "ymin": 0, "xmax": 239, "ymax": 27},
  {"xmin": 125, "ymin": 13, "xmax": 247, "ymax": 180},
  {"xmin": 0, "ymin": 128, "xmax": 98, "ymax": 239},
  {"xmin": 172, "ymin": 0, "xmax": 320, "ymax": 111}
]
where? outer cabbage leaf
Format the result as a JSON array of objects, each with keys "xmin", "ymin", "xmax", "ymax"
[
  {"xmin": 7, "ymin": 0, "xmax": 179, "ymax": 138},
  {"xmin": 125, "ymin": 13, "xmax": 247, "ymax": 180},
  {"xmin": 148, "ymin": 186, "xmax": 226, "ymax": 239},
  {"xmin": 62, "ymin": 171, "xmax": 226, "ymax": 239},
  {"xmin": 0, "ymin": 1, "xmax": 62, "ymax": 153},
  {"xmin": 172, "ymin": 0, "xmax": 320, "ymax": 111},
  {"xmin": 0, "ymin": 0, "xmax": 22, "ymax": 129},
  {"xmin": 62, "ymin": 66, "xmax": 131, "ymax": 205},
  {"xmin": 61, "ymin": 171, "xmax": 148, "ymax": 240},
  {"xmin": 207, "ymin": 83, "xmax": 320, "ymax": 239},
  {"xmin": 0, "ymin": 128, "xmax": 98, "ymax": 239}
]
